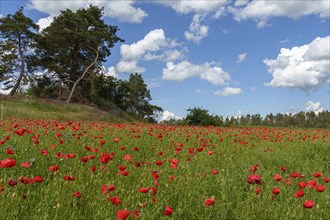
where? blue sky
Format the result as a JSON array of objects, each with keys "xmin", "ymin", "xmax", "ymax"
[{"xmin": 1, "ymin": 0, "xmax": 329, "ymax": 120}]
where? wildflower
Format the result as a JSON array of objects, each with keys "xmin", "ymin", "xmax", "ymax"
[
  {"xmin": 247, "ymin": 174, "xmax": 262, "ymax": 185},
  {"xmin": 303, "ymin": 200, "xmax": 314, "ymax": 208},
  {"xmin": 204, "ymin": 198, "xmax": 215, "ymax": 206},
  {"xmin": 164, "ymin": 205, "xmax": 173, "ymax": 216}
]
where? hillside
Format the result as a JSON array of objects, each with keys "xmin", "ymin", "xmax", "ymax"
[{"xmin": 0, "ymin": 95, "xmax": 137, "ymax": 123}]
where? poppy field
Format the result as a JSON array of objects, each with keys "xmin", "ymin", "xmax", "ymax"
[{"xmin": 0, "ymin": 117, "xmax": 329, "ymax": 219}]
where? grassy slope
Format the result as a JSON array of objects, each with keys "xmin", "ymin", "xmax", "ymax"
[{"xmin": 0, "ymin": 95, "xmax": 137, "ymax": 123}]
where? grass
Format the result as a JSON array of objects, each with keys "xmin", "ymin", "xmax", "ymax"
[
  {"xmin": 0, "ymin": 117, "xmax": 329, "ymax": 219},
  {"xmin": 0, "ymin": 95, "xmax": 136, "ymax": 123}
]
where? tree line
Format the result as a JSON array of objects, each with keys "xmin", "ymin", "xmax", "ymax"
[
  {"xmin": 161, "ymin": 107, "xmax": 330, "ymax": 128},
  {"xmin": 0, "ymin": 6, "xmax": 162, "ymax": 122}
]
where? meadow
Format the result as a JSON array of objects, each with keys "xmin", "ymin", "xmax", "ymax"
[{"xmin": 0, "ymin": 117, "xmax": 329, "ymax": 219}]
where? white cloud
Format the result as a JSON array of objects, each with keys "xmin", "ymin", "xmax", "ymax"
[
  {"xmin": 306, "ymin": 101, "xmax": 324, "ymax": 114},
  {"xmin": 158, "ymin": 1, "xmax": 227, "ymax": 43},
  {"xmin": 229, "ymin": 0, "xmax": 330, "ymax": 28},
  {"xmin": 236, "ymin": 52, "xmax": 247, "ymax": 63},
  {"xmin": 104, "ymin": 66, "xmax": 118, "ymax": 78},
  {"xmin": 159, "ymin": 110, "xmax": 181, "ymax": 122},
  {"xmin": 28, "ymin": 0, "xmax": 147, "ymax": 23},
  {"xmin": 36, "ymin": 16, "xmax": 53, "ymax": 31},
  {"xmin": 0, "ymin": 84, "xmax": 10, "ymax": 95},
  {"xmin": 264, "ymin": 36, "xmax": 330, "ymax": 91},
  {"xmin": 112, "ymin": 29, "xmax": 184, "ymax": 75},
  {"xmin": 214, "ymin": 87, "xmax": 242, "ymax": 96},
  {"xmin": 162, "ymin": 61, "xmax": 230, "ymax": 85},
  {"xmin": 158, "ymin": 1, "xmax": 227, "ymax": 15},
  {"xmin": 196, "ymin": 89, "xmax": 207, "ymax": 94},
  {"xmin": 144, "ymin": 49, "xmax": 185, "ymax": 62},
  {"xmin": 184, "ymin": 14, "xmax": 209, "ymax": 44}
]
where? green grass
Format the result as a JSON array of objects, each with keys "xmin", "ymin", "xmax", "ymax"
[
  {"xmin": 0, "ymin": 95, "xmax": 136, "ymax": 123},
  {"xmin": 0, "ymin": 118, "xmax": 329, "ymax": 220}
]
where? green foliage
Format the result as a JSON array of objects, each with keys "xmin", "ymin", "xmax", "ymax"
[
  {"xmin": 185, "ymin": 107, "xmax": 222, "ymax": 126},
  {"xmin": 0, "ymin": 7, "xmax": 38, "ymax": 95},
  {"xmin": 31, "ymin": 5, "xmax": 123, "ymax": 102}
]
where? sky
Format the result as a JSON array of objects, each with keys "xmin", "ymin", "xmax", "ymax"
[{"xmin": 0, "ymin": 0, "xmax": 329, "ymax": 121}]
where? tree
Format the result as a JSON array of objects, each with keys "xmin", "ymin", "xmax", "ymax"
[
  {"xmin": 123, "ymin": 73, "xmax": 163, "ymax": 120},
  {"xmin": 0, "ymin": 7, "xmax": 38, "ymax": 96},
  {"xmin": 33, "ymin": 5, "xmax": 123, "ymax": 102},
  {"xmin": 185, "ymin": 107, "xmax": 220, "ymax": 126}
]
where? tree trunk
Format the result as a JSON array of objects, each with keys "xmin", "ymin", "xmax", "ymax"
[
  {"xmin": 9, "ymin": 35, "xmax": 24, "ymax": 96},
  {"xmin": 66, "ymin": 46, "xmax": 100, "ymax": 103}
]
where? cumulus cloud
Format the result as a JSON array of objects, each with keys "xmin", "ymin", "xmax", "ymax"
[
  {"xmin": 229, "ymin": 0, "xmax": 330, "ymax": 28},
  {"xmin": 0, "ymin": 84, "xmax": 10, "ymax": 95},
  {"xmin": 306, "ymin": 101, "xmax": 324, "ymax": 114},
  {"xmin": 264, "ymin": 36, "xmax": 330, "ymax": 91},
  {"xmin": 28, "ymin": 0, "xmax": 147, "ymax": 23},
  {"xmin": 236, "ymin": 52, "xmax": 247, "ymax": 63},
  {"xmin": 159, "ymin": 110, "xmax": 181, "ymax": 122},
  {"xmin": 36, "ymin": 16, "xmax": 54, "ymax": 31},
  {"xmin": 104, "ymin": 66, "xmax": 118, "ymax": 78},
  {"xmin": 184, "ymin": 14, "xmax": 209, "ymax": 44},
  {"xmin": 162, "ymin": 61, "xmax": 230, "ymax": 85},
  {"xmin": 158, "ymin": 1, "xmax": 227, "ymax": 43},
  {"xmin": 158, "ymin": 1, "xmax": 227, "ymax": 15},
  {"xmin": 111, "ymin": 29, "xmax": 184, "ymax": 75},
  {"xmin": 214, "ymin": 87, "xmax": 242, "ymax": 96}
]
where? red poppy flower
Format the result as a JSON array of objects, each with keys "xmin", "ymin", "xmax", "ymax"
[
  {"xmin": 290, "ymin": 172, "xmax": 299, "ymax": 178},
  {"xmin": 113, "ymin": 138, "xmax": 120, "ymax": 143},
  {"xmin": 298, "ymin": 182, "xmax": 307, "ymax": 188},
  {"xmin": 21, "ymin": 162, "xmax": 31, "ymax": 168},
  {"xmin": 8, "ymin": 179, "xmax": 17, "ymax": 186},
  {"xmin": 63, "ymin": 175, "xmax": 75, "ymax": 181},
  {"xmin": 41, "ymin": 149, "xmax": 48, "ymax": 155},
  {"xmin": 211, "ymin": 169, "xmax": 219, "ymax": 174},
  {"xmin": 255, "ymin": 187, "xmax": 261, "ymax": 195},
  {"xmin": 6, "ymin": 148, "xmax": 14, "ymax": 155},
  {"xmin": 116, "ymin": 209, "xmax": 130, "ymax": 220},
  {"xmin": 272, "ymin": 187, "xmax": 280, "ymax": 195},
  {"xmin": 131, "ymin": 209, "xmax": 140, "ymax": 219},
  {"xmin": 72, "ymin": 191, "xmax": 81, "ymax": 198},
  {"xmin": 247, "ymin": 174, "xmax": 262, "ymax": 185},
  {"xmin": 138, "ymin": 187, "xmax": 149, "ymax": 193},
  {"xmin": 80, "ymin": 156, "xmax": 88, "ymax": 163},
  {"xmin": 168, "ymin": 176, "xmax": 177, "ymax": 182},
  {"xmin": 100, "ymin": 140, "xmax": 106, "ymax": 146},
  {"xmin": 285, "ymin": 178, "xmax": 292, "ymax": 186},
  {"xmin": 124, "ymin": 154, "xmax": 132, "ymax": 161},
  {"xmin": 324, "ymin": 177, "xmax": 329, "ymax": 183},
  {"xmin": 313, "ymin": 172, "xmax": 322, "ymax": 178},
  {"xmin": 48, "ymin": 165, "xmax": 60, "ymax": 172},
  {"xmin": 316, "ymin": 184, "xmax": 325, "ymax": 192},
  {"xmin": 164, "ymin": 205, "xmax": 173, "ymax": 216},
  {"xmin": 307, "ymin": 180, "xmax": 317, "ymax": 189},
  {"xmin": 303, "ymin": 200, "xmax": 314, "ymax": 208},
  {"xmin": 109, "ymin": 196, "xmax": 122, "ymax": 205},
  {"xmin": 33, "ymin": 176, "xmax": 44, "ymax": 183},
  {"xmin": 249, "ymin": 163, "xmax": 259, "ymax": 172},
  {"xmin": 101, "ymin": 184, "xmax": 116, "ymax": 195},
  {"xmin": 90, "ymin": 166, "xmax": 97, "ymax": 173},
  {"xmin": 294, "ymin": 190, "xmax": 304, "ymax": 198},
  {"xmin": 204, "ymin": 198, "xmax": 215, "ymax": 206},
  {"xmin": 280, "ymin": 165, "xmax": 286, "ymax": 172},
  {"xmin": 0, "ymin": 158, "xmax": 16, "ymax": 168},
  {"xmin": 274, "ymin": 174, "xmax": 282, "ymax": 182},
  {"xmin": 155, "ymin": 161, "xmax": 163, "ymax": 166},
  {"xmin": 118, "ymin": 165, "xmax": 126, "ymax": 171}
]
